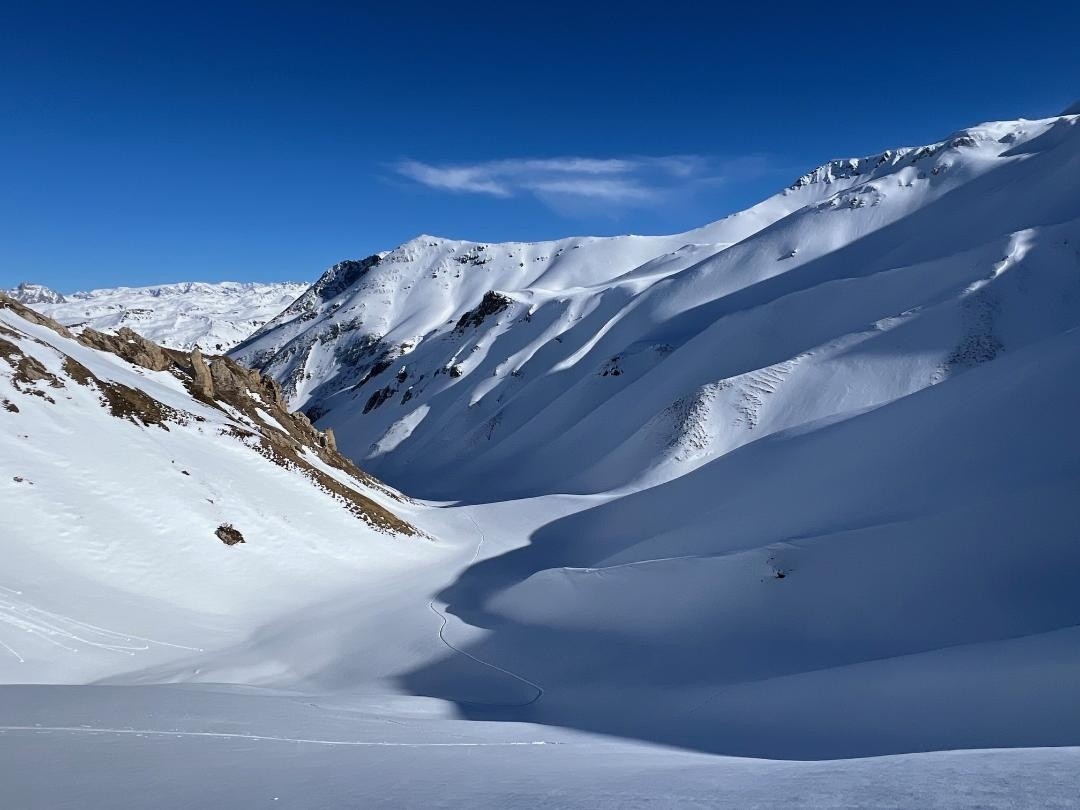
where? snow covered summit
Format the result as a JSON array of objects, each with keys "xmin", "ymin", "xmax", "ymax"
[
  {"xmin": 235, "ymin": 108, "xmax": 1080, "ymax": 501},
  {"xmin": 4, "ymin": 282, "xmax": 67, "ymax": 305}
]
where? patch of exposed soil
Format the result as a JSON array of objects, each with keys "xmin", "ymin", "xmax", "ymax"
[
  {"xmin": 62, "ymin": 357, "xmax": 176, "ymax": 428},
  {"xmin": 252, "ymin": 436, "xmax": 417, "ymax": 536}
]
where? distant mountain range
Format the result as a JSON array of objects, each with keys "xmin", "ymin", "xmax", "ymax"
[{"xmin": 3, "ymin": 280, "xmax": 308, "ymax": 352}]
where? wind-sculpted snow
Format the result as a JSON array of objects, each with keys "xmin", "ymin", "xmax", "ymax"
[{"xmin": 30, "ymin": 280, "xmax": 308, "ymax": 352}]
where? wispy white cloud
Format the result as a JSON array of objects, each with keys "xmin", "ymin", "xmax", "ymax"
[
  {"xmin": 391, "ymin": 153, "xmax": 774, "ymax": 213},
  {"xmin": 395, "ymin": 160, "xmax": 513, "ymax": 197}
]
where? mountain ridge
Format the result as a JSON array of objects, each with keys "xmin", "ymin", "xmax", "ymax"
[
  {"xmin": 19, "ymin": 279, "xmax": 309, "ymax": 353},
  {"xmin": 233, "ymin": 109, "xmax": 1080, "ymax": 501}
]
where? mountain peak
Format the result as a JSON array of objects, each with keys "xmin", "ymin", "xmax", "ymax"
[{"xmin": 4, "ymin": 281, "xmax": 66, "ymax": 305}]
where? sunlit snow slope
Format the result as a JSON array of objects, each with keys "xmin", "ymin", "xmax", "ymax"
[
  {"xmin": 236, "ymin": 112, "xmax": 1080, "ymax": 502},
  {"xmin": 0, "ymin": 296, "xmax": 422, "ymax": 683}
]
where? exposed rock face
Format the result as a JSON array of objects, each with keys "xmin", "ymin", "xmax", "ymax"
[
  {"xmin": 275, "ymin": 255, "xmax": 383, "ymax": 320},
  {"xmin": 80, "ymin": 327, "xmax": 172, "ymax": 372},
  {"xmin": 322, "ymin": 427, "xmax": 337, "ymax": 452},
  {"xmin": 455, "ymin": 291, "xmax": 512, "ymax": 332},
  {"xmin": 190, "ymin": 347, "xmax": 214, "ymax": 398},
  {"xmin": 0, "ymin": 297, "xmax": 75, "ymax": 337},
  {"xmin": 215, "ymin": 523, "xmax": 245, "ymax": 546}
]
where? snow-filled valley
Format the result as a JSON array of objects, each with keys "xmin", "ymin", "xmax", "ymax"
[{"xmin": 4, "ymin": 107, "xmax": 1080, "ymax": 807}]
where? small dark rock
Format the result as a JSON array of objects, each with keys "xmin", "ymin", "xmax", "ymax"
[{"xmin": 215, "ymin": 523, "xmax": 245, "ymax": 546}]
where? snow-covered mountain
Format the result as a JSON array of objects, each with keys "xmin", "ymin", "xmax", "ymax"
[
  {"xmin": 235, "ymin": 111, "xmax": 1080, "ymax": 501},
  {"xmin": 5, "ymin": 107, "xmax": 1080, "ymax": 805},
  {"xmin": 28, "ymin": 280, "xmax": 308, "ymax": 353},
  {"xmin": 228, "ymin": 108, "xmax": 1080, "ymax": 757},
  {"xmin": 3, "ymin": 282, "xmax": 67, "ymax": 305}
]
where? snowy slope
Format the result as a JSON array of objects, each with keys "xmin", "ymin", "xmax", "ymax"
[
  {"xmin": 30, "ymin": 280, "xmax": 307, "ymax": 353},
  {"xmin": 235, "ymin": 111, "xmax": 1080, "ymax": 502},
  {"xmin": 0, "ymin": 295, "xmax": 423, "ymax": 683},
  {"xmin": 2, "ymin": 684, "xmax": 1078, "ymax": 809},
  {"xmin": 227, "ymin": 108, "xmax": 1080, "ymax": 759}
]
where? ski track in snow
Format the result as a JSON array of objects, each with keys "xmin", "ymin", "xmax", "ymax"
[
  {"xmin": 426, "ymin": 514, "xmax": 545, "ymax": 707},
  {"xmin": 0, "ymin": 726, "xmax": 561, "ymax": 747},
  {"xmin": 0, "ymin": 585, "xmax": 203, "ymax": 663}
]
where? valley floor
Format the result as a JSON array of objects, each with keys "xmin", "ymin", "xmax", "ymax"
[
  {"xmin": 3, "ymin": 684, "xmax": 1078, "ymax": 809},
  {"xmin": 4, "ymin": 495, "xmax": 1079, "ymax": 807}
]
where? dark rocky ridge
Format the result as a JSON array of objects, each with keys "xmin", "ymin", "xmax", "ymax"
[{"xmin": 273, "ymin": 255, "xmax": 383, "ymax": 322}]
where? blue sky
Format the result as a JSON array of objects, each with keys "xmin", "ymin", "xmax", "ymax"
[{"xmin": 2, "ymin": 0, "xmax": 1077, "ymax": 291}]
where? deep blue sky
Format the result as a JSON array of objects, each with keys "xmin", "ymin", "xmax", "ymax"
[{"xmin": 2, "ymin": 0, "xmax": 1077, "ymax": 291}]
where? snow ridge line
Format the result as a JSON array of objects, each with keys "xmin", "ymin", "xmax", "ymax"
[
  {"xmin": 0, "ymin": 726, "xmax": 560, "ymax": 747},
  {"xmin": 426, "ymin": 514, "xmax": 545, "ymax": 708}
]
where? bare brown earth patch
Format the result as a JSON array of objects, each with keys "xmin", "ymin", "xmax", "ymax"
[
  {"xmin": 251, "ymin": 436, "xmax": 417, "ymax": 536},
  {"xmin": 62, "ymin": 356, "xmax": 176, "ymax": 428},
  {"xmin": 0, "ymin": 336, "xmax": 62, "ymax": 403}
]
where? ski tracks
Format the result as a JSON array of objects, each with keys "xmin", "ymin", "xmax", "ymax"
[{"xmin": 426, "ymin": 513, "xmax": 545, "ymax": 707}]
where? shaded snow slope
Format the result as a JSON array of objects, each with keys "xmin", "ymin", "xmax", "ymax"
[
  {"xmin": 2, "ymin": 685, "xmax": 1078, "ymax": 809},
  {"xmin": 33, "ymin": 280, "xmax": 307, "ymax": 352},
  {"xmin": 409, "ymin": 324, "xmax": 1080, "ymax": 755},
  {"xmin": 235, "ymin": 111, "xmax": 1080, "ymax": 501}
]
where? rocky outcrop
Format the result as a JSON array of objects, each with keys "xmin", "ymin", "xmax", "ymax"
[
  {"xmin": 80, "ymin": 327, "xmax": 173, "ymax": 372},
  {"xmin": 455, "ymin": 291, "xmax": 512, "ymax": 332},
  {"xmin": 1, "ymin": 292, "xmax": 416, "ymax": 535},
  {"xmin": 0, "ymin": 295, "xmax": 75, "ymax": 337},
  {"xmin": 190, "ymin": 347, "xmax": 214, "ymax": 397},
  {"xmin": 272, "ymin": 255, "xmax": 383, "ymax": 322}
]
